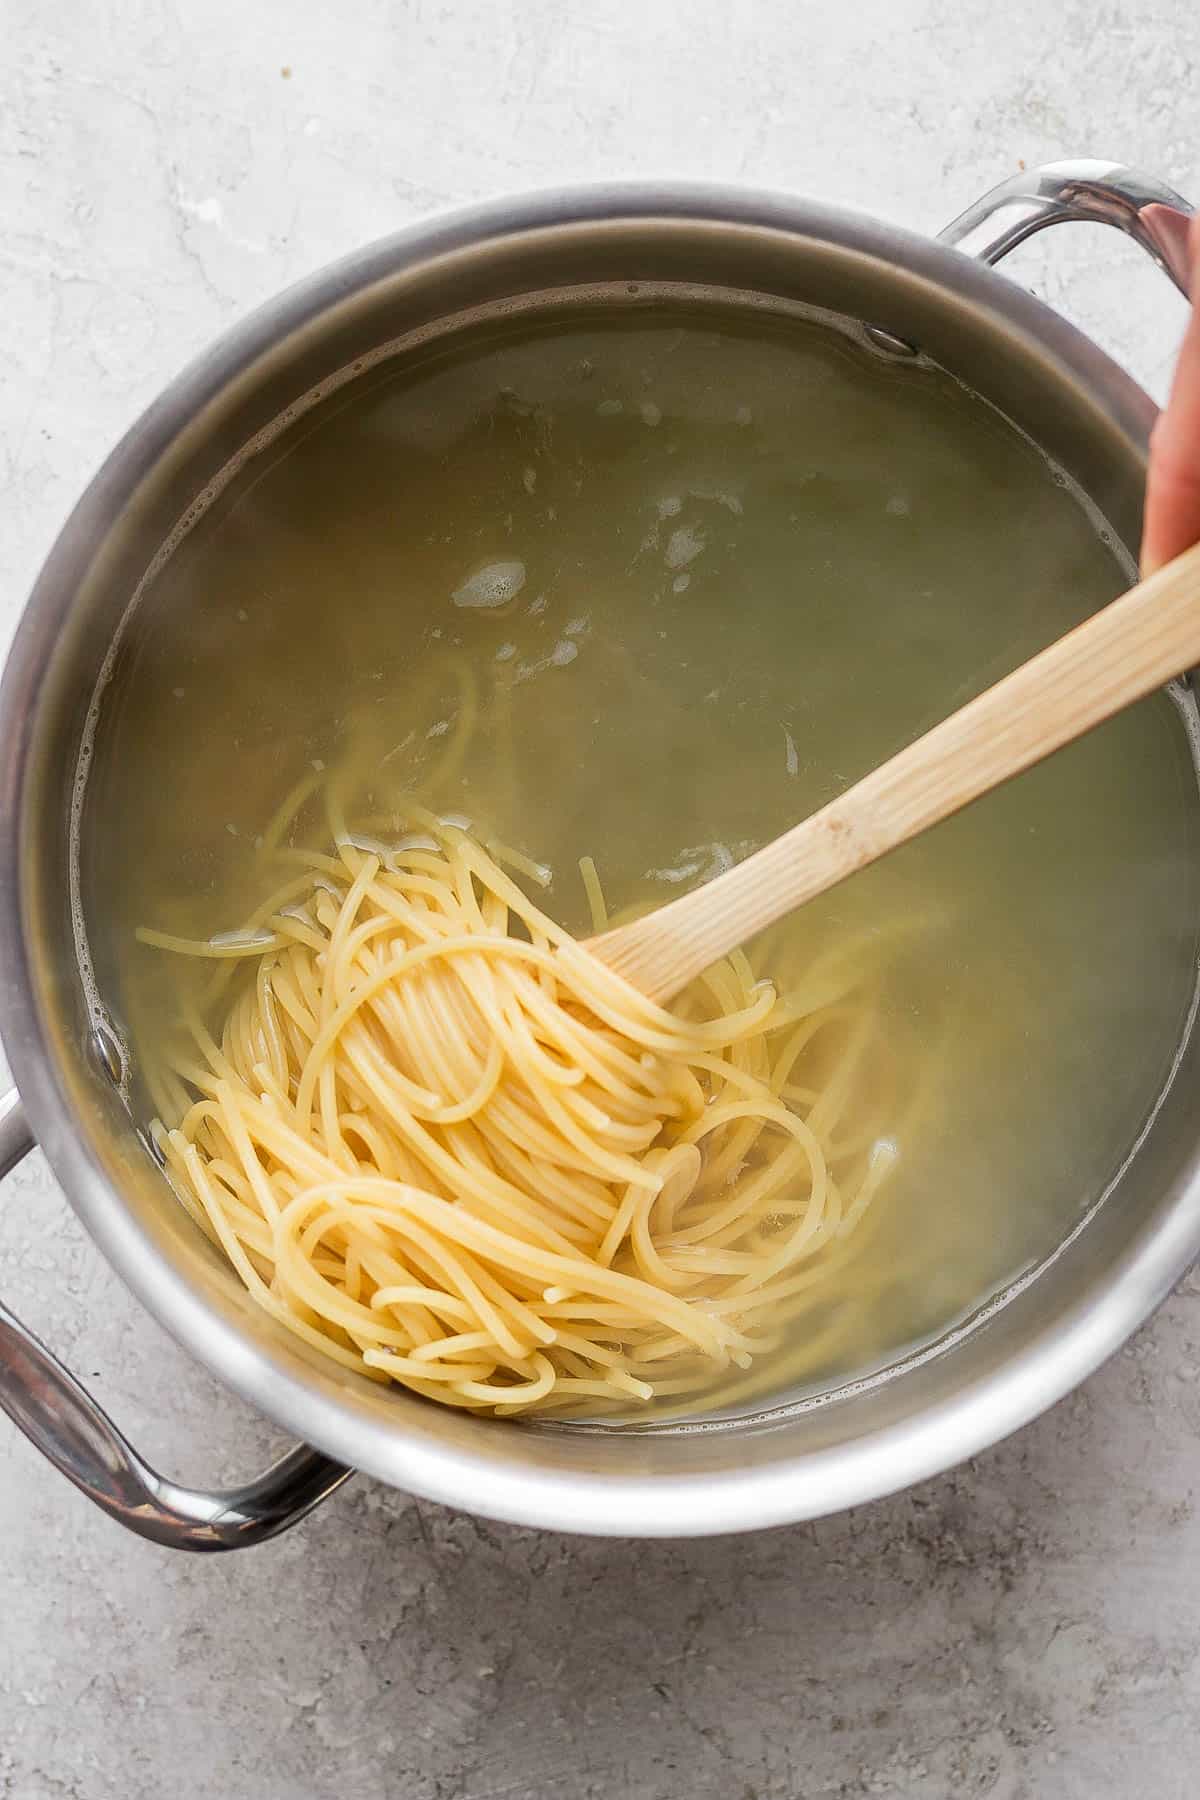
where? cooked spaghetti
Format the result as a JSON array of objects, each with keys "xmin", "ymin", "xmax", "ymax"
[{"xmin": 138, "ymin": 802, "xmax": 902, "ymax": 1416}]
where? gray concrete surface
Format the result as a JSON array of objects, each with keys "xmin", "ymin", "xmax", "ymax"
[{"xmin": 3, "ymin": 3, "xmax": 1200, "ymax": 1795}]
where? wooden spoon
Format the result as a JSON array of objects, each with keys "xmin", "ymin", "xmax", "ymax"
[{"xmin": 587, "ymin": 541, "xmax": 1200, "ymax": 1005}]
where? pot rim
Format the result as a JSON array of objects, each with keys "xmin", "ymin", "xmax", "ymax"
[{"xmin": 1, "ymin": 178, "xmax": 1183, "ymax": 1536}]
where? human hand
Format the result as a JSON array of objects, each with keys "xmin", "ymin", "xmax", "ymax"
[{"xmin": 1142, "ymin": 210, "xmax": 1200, "ymax": 574}]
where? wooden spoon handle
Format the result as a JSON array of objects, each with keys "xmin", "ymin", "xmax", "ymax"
[{"xmin": 589, "ymin": 540, "xmax": 1200, "ymax": 1004}]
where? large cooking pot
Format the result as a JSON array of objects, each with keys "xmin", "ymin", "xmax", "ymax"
[{"xmin": 1, "ymin": 162, "xmax": 1195, "ymax": 1550}]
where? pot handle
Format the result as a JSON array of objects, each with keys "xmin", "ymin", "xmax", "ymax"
[
  {"xmin": 0, "ymin": 1087, "xmax": 352, "ymax": 1550},
  {"xmin": 940, "ymin": 160, "xmax": 1194, "ymax": 297}
]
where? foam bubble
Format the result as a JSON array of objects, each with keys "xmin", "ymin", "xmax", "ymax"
[
  {"xmin": 452, "ymin": 559, "xmax": 527, "ymax": 609},
  {"xmin": 665, "ymin": 525, "xmax": 705, "ymax": 570}
]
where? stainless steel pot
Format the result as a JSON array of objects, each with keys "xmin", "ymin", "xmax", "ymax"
[{"xmin": 1, "ymin": 162, "xmax": 1195, "ymax": 1550}]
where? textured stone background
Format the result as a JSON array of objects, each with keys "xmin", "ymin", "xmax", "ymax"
[{"xmin": 3, "ymin": 3, "xmax": 1200, "ymax": 1796}]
